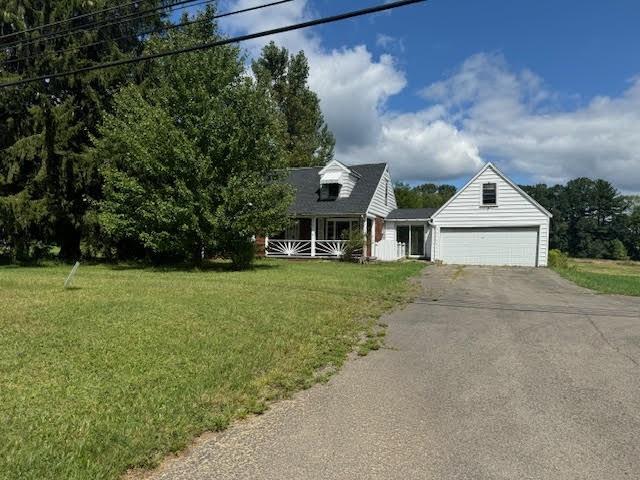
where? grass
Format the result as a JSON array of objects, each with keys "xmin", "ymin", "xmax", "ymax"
[
  {"xmin": 552, "ymin": 258, "xmax": 640, "ymax": 296},
  {"xmin": 0, "ymin": 259, "xmax": 423, "ymax": 480}
]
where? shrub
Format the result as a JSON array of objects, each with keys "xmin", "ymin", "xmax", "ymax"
[
  {"xmin": 548, "ymin": 249, "xmax": 569, "ymax": 269},
  {"xmin": 229, "ymin": 239, "xmax": 256, "ymax": 270},
  {"xmin": 342, "ymin": 229, "xmax": 365, "ymax": 262},
  {"xmin": 608, "ymin": 239, "xmax": 629, "ymax": 260}
]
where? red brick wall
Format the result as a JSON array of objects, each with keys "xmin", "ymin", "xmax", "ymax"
[
  {"xmin": 255, "ymin": 236, "xmax": 266, "ymax": 257},
  {"xmin": 375, "ymin": 217, "xmax": 384, "ymax": 242}
]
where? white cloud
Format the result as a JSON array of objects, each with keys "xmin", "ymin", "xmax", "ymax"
[
  {"xmin": 421, "ymin": 53, "xmax": 640, "ymax": 190},
  {"xmin": 308, "ymin": 47, "xmax": 405, "ymax": 148},
  {"xmin": 219, "ymin": 0, "xmax": 482, "ymax": 181},
  {"xmin": 376, "ymin": 34, "xmax": 405, "ymax": 52},
  {"xmin": 221, "ymin": 1, "xmax": 405, "ymax": 147},
  {"xmin": 220, "ymin": 2, "xmax": 640, "ymax": 190}
]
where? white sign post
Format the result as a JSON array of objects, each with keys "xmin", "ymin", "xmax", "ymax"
[{"xmin": 64, "ymin": 261, "xmax": 80, "ymax": 289}]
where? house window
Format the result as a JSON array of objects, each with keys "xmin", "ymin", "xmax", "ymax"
[
  {"xmin": 320, "ymin": 183, "xmax": 341, "ymax": 200},
  {"xmin": 482, "ymin": 183, "xmax": 497, "ymax": 205},
  {"xmin": 325, "ymin": 219, "xmax": 359, "ymax": 240}
]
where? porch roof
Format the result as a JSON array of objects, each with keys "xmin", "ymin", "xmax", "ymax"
[
  {"xmin": 387, "ymin": 208, "xmax": 437, "ymax": 220},
  {"xmin": 284, "ymin": 163, "xmax": 386, "ymax": 216}
]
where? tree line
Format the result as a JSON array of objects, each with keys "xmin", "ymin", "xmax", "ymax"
[
  {"xmin": 0, "ymin": 3, "xmax": 333, "ymax": 268},
  {"xmin": 394, "ymin": 182, "xmax": 457, "ymax": 209},
  {"xmin": 521, "ymin": 180, "xmax": 640, "ymax": 261},
  {"xmin": 395, "ymin": 178, "xmax": 640, "ymax": 261}
]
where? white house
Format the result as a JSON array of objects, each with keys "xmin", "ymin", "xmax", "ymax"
[{"xmin": 264, "ymin": 160, "xmax": 552, "ymax": 267}]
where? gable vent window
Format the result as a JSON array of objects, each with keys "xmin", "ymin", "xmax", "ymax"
[
  {"xmin": 482, "ymin": 183, "xmax": 497, "ymax": 205},
  {"xmin": 320, "ymin": 183, "xmax": 341, "ymax": 201}
]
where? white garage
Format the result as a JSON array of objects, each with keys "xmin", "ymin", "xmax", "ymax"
[
  {"xmin": 429, "ymin": 163, "xmax": 552, "ymax": 267},
  {"xmin": 439, "ymin": 227, "xmax": 540, "ymax": 267}
]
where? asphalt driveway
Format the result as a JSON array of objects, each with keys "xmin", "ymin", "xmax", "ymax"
[{"xmin": 145, "ymin": 265, "xmax": 640, "ymax": 480}]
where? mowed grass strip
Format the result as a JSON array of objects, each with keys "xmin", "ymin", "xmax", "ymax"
[
  {"xmin": 0, "ymin": 260, "xmax": 422, "ymax": 480},
  {"xmin": 553, "ymin": 258, "xmax": 640, "ymax": 296}
]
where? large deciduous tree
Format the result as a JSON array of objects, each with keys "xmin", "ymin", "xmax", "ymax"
[
  {"xmin": 252, "ymin": 41, "xmax": 335, "ymax": 167},
  {"xmin": 91, "ymin": 10, "xmax": 293, "ymax": 267}
]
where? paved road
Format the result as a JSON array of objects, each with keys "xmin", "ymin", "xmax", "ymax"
[{"xmin": 146, "ymin": 266, "xmax": 640, "ymax": 480}]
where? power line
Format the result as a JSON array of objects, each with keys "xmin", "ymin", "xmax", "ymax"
[
  {"xmin": 1, "ymin": 0, "xmax": 161, "ymax": 41},
  {"xmin": 3, "ymin": 0, "xmax": 294, "ymax": 66},
  {"xmin": 2, "ymin": 0, "xmax": 207, "ymax": 51},
  {"xmin": 2, "ymin": 0, "xmax": 209, "ymax": 50},
  {"xmin": 0, "ymin": 0, "xmax": 426, "ymax": 89}
]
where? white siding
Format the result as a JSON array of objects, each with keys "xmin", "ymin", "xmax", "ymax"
[
  {"xmin": 432, "ymin": 165, "xmax": 550, "ymax": 266},
  {"xmin": 384, "ymin": 220, "xmax": 397, "ymax": 241},
  {"xmin": 367, "ymin": 168, "xmax": 397, "ymax": 218},
  {"xmin": 339, "ymin": 172, "xmax": 357, "ymax": 198},
  {"xmin": 425, "ymin": 225, "xmax": 433, "ymax": 259}
]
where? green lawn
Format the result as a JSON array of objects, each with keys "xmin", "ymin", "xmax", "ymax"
[
  {"xmin": 553, "ymin": 258, "xmax": 640, "ymax": 296},
  {"xmin": 0, "ymin": 259, "xmax": 423, "ymax": 480}
]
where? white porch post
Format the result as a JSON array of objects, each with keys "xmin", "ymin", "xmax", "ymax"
[
  {"xmin": 362, "ymin": 215, "xmax": 368, "ymax": 257},
  {"xmin": 431, "ymin": 224, "xmax": 439, "ymax": 261},
  {"xmin": 311, "ymin": 217, "xmax": 316, "ymax": 257}
]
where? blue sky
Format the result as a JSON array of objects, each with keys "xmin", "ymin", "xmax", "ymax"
[
  {"xmin": 326, "ymin": 0, "xmax": 639, "ymax": 106},
  {"xmin": 215, "ymin": 1, "xmax": 640, "ymax": 191}
]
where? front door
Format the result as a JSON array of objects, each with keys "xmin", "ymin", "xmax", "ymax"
[
  {"xmin": 299, "ymin": 218, "xmax": 312, "ymax": 240},
  {"xmin": 397, "ymin": 225, "xmax": 425, "ymax": 257},
  {"xmin": 410, "ymin": 225, "xmax": 424, "ymax": 256}
]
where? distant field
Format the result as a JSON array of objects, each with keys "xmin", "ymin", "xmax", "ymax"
[
  {"xmin": 553, "ymin": 258, "xmax": 640, "ymax": 296},
  {"xmin": 0, "ymin": 259, "xmax": 423, "ymax": 480}
]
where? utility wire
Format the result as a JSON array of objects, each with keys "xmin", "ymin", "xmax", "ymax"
[
  {"xmin": 1, "ymin": 0, "xmax": 165, "ymax": 41},
  {"xmin": 3, "ymin": 0, "xmax": 293, "ymax": 66},
  {"xmin": 0, "ymin": 0, "xmax": 426, "ymax": 89},
  {"xmin": 2, "ymin": 0, "xmax": 210, "ymax": 50}
]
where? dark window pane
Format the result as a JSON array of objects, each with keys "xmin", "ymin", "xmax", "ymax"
[
  {"xmin": 397, "ymin": 226, "xmax": 410, "ymax": 244},
  {"xmin": 336, "ymin": 221, "xmax": 350, "ymax": 239},
  {"xmin": 320, "ymin": 183, "xmax": 341, "ymax": 200},
  {"xmin": 482, "ymin": 183, "xmax": 497, "ymax": 205}
]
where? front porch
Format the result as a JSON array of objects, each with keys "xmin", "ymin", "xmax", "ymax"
[{"xmin": 265, "ymin": 217, "xmax": 370, "ymax": 258}]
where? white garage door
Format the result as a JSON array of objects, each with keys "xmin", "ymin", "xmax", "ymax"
[{"xmin": 440, "ymin": 227, "xmax": 539, "ymax": 266}]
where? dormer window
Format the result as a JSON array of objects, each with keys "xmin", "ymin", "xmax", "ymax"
[
  {"xmin": 320, "ymin": 183, "xmax": 341, "ymax": 201},
  {"xmin": 482, "ymin": 183, "xmax": 497, "ymax": 205}
]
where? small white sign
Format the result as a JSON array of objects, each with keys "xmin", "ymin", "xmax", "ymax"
[{"xmin": 64, "ymin": 261, "xmax": 80, "ymax": 289}]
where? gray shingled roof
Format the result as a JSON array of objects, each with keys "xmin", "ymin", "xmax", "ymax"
[
  {"xmin": 284, "ymin": 163, "xmax": 387, "ymax": 216},
  {"xmin": 387, "ymin": 208, "xmax": 437, "ymax": 220}
]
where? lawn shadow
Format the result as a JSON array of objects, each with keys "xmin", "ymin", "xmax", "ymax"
[{"xmin": 106, "ymin": 259, "xmax": 282, "ymax": 274}]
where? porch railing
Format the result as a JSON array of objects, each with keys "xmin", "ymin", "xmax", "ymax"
[
  {"xmin": 265, "ymin": 240, "xmax": 311, "ymax": 257},
  {"xmin": 265, "ymin": 239, "xmax": 361, "ymax": 258}
]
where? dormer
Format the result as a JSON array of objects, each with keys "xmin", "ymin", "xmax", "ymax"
[{"xmin": 318, "ymin": 160, "xmax": 360, "ymax": 200}]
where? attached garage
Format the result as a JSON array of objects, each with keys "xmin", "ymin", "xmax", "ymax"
[
  {"xmin": 439, "ymin": 227, "xmax": 539, "ymax": 267},
  {"xmin": 430, "ymin": 163, "xmax": 552, "ymax": 267}
]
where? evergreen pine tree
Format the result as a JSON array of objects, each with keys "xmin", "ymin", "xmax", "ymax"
[
  {"xmin": 0, "ymin": 0, "xmax": 169, "ymax": 261},
  {"xmin": 252, "ymin": 41, "xmax": 335, "ymax": 167}
]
